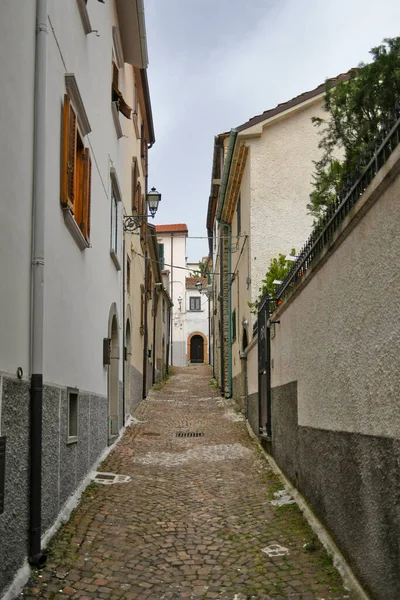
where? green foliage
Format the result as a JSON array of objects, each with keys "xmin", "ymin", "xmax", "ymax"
[
  {"xmin": 308, "ymin": 37, "xmax": 400, "ymax": 217},
  {"xmin": 248, "ymin": 249, "xmax": 296, "ymax": 313},
  {"xmin": 190, "ymin": 259, "xmax": 208, "ymax": 278}
]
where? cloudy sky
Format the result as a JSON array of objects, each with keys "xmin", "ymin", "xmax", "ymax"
[{"xmin": 145, "ymin": 0, "xmax": 400, "ymax": 262}]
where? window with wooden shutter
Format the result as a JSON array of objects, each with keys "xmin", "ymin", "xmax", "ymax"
[
  {"xmin": 61, "ymin": 94, "xmax": 77, "ymax": 210},
  {"xmin": 131, "ymin": 158, "xmax": 138, "ymax": 212},
  {"xmin": 137, "ymin": 180, "xmax": 142, "ymax": 215},
  {"xmin": 81, "ymin": 148, "xmax": 92, "ymax": 241},
  {"xmin": 61, "ymin": 94, "xmax": 92, "ymax": 245},
  {"xmin": 111, "ymin": 61, "xmax": 132, "ymax": 120}
]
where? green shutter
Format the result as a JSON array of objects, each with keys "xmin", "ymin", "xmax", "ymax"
[{"xmin": 158, "ymin": 243, "xmax": 164, "ymax": 270}]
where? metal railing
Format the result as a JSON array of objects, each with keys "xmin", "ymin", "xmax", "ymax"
[{"xmin": 276, "ymin": 106, "xmax": 400, "ymax": 303}]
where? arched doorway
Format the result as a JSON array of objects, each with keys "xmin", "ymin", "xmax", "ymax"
[
  {"xmin": 190, "ymin": 335, "xmax": 204, "ymax": 363},
  {"xmin": 109, "ymin": 313, "xmax": 119, "ymax": 437},
  {"xmin": 124, "ymin": 319, "xmax": 131, "ymax": 420},
  {"xmin": 187, "ymin": 331, "xmax": 208, "ymax": 364}
]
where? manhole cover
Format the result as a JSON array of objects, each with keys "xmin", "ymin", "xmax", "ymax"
[{"xmin": 176, "ymin": 431, "xmax": 204, "ymax": 438}]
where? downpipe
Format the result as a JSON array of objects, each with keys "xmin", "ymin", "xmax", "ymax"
[{"xmin": 29, "ymin": 0, "xmax": 48, "ymax": 568}]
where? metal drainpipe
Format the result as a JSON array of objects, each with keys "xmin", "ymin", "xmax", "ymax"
[
  {"xmin": 29, "ymin": 0, "xmax": 48, "ymax": 568},
  {"xmin": 219, "ymin": 229, "xmax": 224, "ymax": 393},
  {"xmin": 170, "ymin": 234, "xmax": 173, "ymax": 366},
  {"xmin": 142, "ymin": 250, "xmax": 148, "ymax": 399},
  {"xmin": 226, "ymin": 223, "xmax": 232, "ymax": 398},
  {"xmin": 122, "ymin": 239, "xmax": 126, "ymax": 422}
]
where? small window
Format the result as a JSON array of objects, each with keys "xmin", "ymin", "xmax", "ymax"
[
  {"xmin": 190, "ymin": 296, "xmax": 201, "ymax": 311},
  {"xmin": 67, "ymin": 389, "xmax": 78, "ymax": 443},
  {"xmin": 231, "ymin": 309, "xmax": 237, "ymax": 342}
]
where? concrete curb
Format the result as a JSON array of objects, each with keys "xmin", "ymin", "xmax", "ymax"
[{"xmin": 245, "ymin": 421, "xmax": 371, "ymax": 600}]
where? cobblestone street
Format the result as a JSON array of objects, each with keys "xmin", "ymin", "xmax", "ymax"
[{"xmin": 22, "ymin": 366, "xmax": 354, "ymax": 600}]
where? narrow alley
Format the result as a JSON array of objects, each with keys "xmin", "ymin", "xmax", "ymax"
[{"xmin": 22, "ymin": 366, "xmax": 353, "ymax": 600}]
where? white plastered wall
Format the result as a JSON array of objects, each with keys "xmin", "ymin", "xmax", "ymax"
[
  {"xmin": 0, "ymin": 1, "xmax": 36, "ymax": 376},
  {"xmin": 248, "ymin": 98, "xmax": 326, "ymax": 306},
  {"xmin": 43, "ymin": 1, "xmax": 124, "ymax": 394}
]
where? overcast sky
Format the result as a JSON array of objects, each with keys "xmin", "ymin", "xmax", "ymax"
[{"xmin": 145, "ymin": 0, "xmax": 400, "ymax": 262}]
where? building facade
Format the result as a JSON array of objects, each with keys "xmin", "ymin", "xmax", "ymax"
[
  {"xmin": 155, "ymin": 226, "xmax": 210, "ymax": 366},
  {"xmin": 0, "ymin": 1, "xmax": 166, "ymax": 596},
  {"xmin": 207, "ymin": 74, "xmax": 349, "ymax": 417}
]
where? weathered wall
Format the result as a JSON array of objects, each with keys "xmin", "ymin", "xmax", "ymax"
[
  {"xmin": 248, "ymin": 98, "xmax": 325, "ymax": 306},
  {"xmin": 270, "ymin": 146, "xmax": 400, "ymax": 600}
]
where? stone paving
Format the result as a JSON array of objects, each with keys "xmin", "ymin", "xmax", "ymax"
[{"xmin": 21, "ymin": 365, "xmax": 354, "ymax": 600}]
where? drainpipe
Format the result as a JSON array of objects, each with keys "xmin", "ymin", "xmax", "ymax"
[
  {"xmin": 29, "ymin": 0, "xmax": 48, "ymax": 568},
  {"xmin": 219, "ymin": 230, "xmax": 225, "ymax": 393},
  {"xmin": 226, "ymin": 224, "xmax": 232, "ymax": 398},
  {"xmin": 170, "ymin": 234, "xmax": 173, "ymax": 365},
  {"xmin": 216, "ymin": 129, "xmax": 236, "ymax": 397},
  {"xmin": 122, "ymin": 239, "xmax": 126, "ymax": 423},
  {"xmin": 152, "ymin": 291, "xmax": 157, "ymax": 384},
  {"xmin": 142, "ymin": 250, "xmax": 148, "ymax": 399}
]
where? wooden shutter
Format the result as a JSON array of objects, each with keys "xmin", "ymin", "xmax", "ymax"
[
  {"xmin": 82, "ymin": 148, "xmax": 92, "ymax": 241},
  {"xmin": 137, "ymin": 181, "xmax": 142, "ymax": 215},
  {"xmin": 61, "ymin": 94, "xmax": 77, "ymax": 209},
  {"xmin": 132, "ymin": 159, "xmax": 138, "ymax": 211},
  {"xmin": 112, "ymin": 62, "xmax": 119, "ymax": 90}
]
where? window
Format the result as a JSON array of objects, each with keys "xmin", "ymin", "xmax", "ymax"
[
  {"xmin": 132, "ymin": 79, "xmax": 139, "ymax": 138},
  {"xmin": 126, "ymin": 256, "xmax": 131, "ymax": 292},
  {"xmin": 110, "ymin": 169, "xmax": 122, "ymax": 270},
  {"xmin": 190, "ymin": 296, "xmax": 201, "ymax": 311},
  {"xmin": 231, "ymin": 309, "xmax": 237, "ymax": 342},
  {"xmin": 140, "ymin": 124, "xmax": 148, "ymax": 176},
  {"xmin": 111, "ymin": 61, "xmax": 132, "ymax": 120},
  {"xmin": 61, "ymin": 94, "xmax": 92, "ymax": 247},
  {"xmin": 158, "ymin": 243, "xmax": 165, "ymax": 270},
  {"xmin": 67, "ymin": 389, "xmax": 78, "ymax": 443},
  {"xmin": 111, "ymin": 184, "xmax": 119, "ymax": 254},
  {"xmin": 131, "ymin": 158, "xmax": 139, "ymax": 212},
  {"xmin": 140, "ymin": 285, "xmax": 145, "ymax": 333}
]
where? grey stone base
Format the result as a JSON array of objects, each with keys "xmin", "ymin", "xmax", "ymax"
[
  {"xmin": 0, "ymin": 375, "xmax": 109, "ymax": 597},
  {"xmin": 0, "ymin": 375, "xmax": 30, "ymax": 597},
  {"xmin": 271, "ymin": 381, "xmax": 400, "ymax": 600}
]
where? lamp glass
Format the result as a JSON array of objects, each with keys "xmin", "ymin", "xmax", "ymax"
[{"xmin": 147, "ymin": 187, "xmax": 161, "ymax": 218}]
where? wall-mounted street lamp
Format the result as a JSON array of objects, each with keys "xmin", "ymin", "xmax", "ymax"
[
  {"xmin": 123, "ymin": 187, "xmax": 161, "ymax": 232},
  {"xmin": 195, "ymin": 280, "xmax": 212, "ymax": 297}
]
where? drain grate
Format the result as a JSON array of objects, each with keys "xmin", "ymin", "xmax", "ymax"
[
  {"xmin": 142, "ymin": 432, "xmax": 161, "ymax": 437},
  {"xmin": 176, "ymin": 431, "xmax": 204, "ymax": 438}
]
